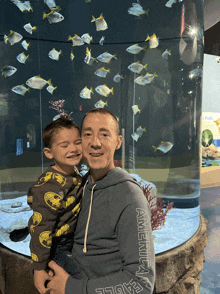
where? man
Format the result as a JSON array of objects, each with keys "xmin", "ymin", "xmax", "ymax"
[{"xmin": 47, "ymin": 108, "xmax": 156, "ymax": 294}]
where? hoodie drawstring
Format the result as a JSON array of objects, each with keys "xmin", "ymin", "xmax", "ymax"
[{"xmin": 83, "ymin": 183, "xmax": 97, "ymax": 253}]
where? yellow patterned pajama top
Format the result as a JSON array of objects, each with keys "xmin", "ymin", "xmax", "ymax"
[{"xmin": 27, "ymin": 165, "xmax": 84, "ymax": 271}]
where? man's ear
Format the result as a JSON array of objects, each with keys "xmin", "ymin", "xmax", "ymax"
[
  {"xmin": 116, "ymin": 135, "xmax": 123, "ymax": 150},
  {"xmin": 43, "ymin": 147, "xmax": 53, "ymax": 159}
]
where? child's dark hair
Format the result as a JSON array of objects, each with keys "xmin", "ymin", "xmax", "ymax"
[{"xmin": 42, "ymin": 117, "xmax": 80, "ymax": 148}]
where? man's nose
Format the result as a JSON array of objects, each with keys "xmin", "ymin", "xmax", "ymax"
[{"xmin": 91, "ymin": 135, "xmax": 101, "ymax": 148}]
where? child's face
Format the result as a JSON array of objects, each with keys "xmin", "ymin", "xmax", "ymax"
[{"xmin": 44, "ymin": 127, "xmax": 82, "ymax": 174}]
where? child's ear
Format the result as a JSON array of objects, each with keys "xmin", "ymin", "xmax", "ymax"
[{"xmin": 43, "ymin": 147, "xmax": 53, "ymax": 159}]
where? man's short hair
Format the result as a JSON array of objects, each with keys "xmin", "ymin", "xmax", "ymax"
[
  {"xmin": 42, "ymin": 116, "xmax": 80, "ymax": 148},
  {"xmin": 81, "ymin": 108, "xmax": 120, "ymax": 135}
]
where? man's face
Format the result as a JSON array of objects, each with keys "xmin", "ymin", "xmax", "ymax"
[{"xmin": 81, "ymin": 113, "xmax": 122, "ymax": 174}]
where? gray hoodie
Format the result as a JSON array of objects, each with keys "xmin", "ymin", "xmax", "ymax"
[{"xmin": 65, "ymin": 167, "xmax": 155, "ymax": 294}]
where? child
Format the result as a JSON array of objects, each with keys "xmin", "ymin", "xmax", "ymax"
[{"xmin": 27, "ymin": 117, "xmax": 85, "ymax": 294}]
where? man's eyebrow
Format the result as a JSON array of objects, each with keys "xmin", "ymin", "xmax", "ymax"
[{"xmin": 82, "ymin": 127, "xmax": 110, "ymax": 132}]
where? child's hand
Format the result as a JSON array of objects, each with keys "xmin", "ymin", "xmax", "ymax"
[{"xmin": 34, "ymin": 269, "xmax": 50, "ymax": 294}]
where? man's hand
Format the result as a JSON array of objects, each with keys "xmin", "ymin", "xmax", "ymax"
[
  {"xmin": 46, "ymin": 260, "xmax": 70, "ymax": 294},
  {"xmin": 34, "ymin": 269, "xmax": 50, "ymax": 294}
]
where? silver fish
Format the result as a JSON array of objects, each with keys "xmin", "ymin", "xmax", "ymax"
[
  {"xmin": 91, "ymin": 14, "xmax": 108, "ymax": 31},
  {"xmin": 165, "ymin": 0, "xmax": 177, "ymax": 8},
  {"xmin": 53, "ymin": 114, "xmax": 61, "ymax": 121},
  {"xmin": 189, "ymin": 68, "xmax": 202, "ymax": 79},
  {"xmin": 48, "ymin": 48, "xmax": 62, "ymax": 60},
  {"xmin": 153, "ymin": 141, "xmax": 173, "ymax": 153},
  {"xmin": 80, "ymin": 87, "xmax": 93, "ymax": 99},
  {"xmin": 95, "ymin": 85, "xmax": 113, "ymax": 97},
  {"xmin": 162, "ymin": 49, "xmax": 171, "ymax": 59},
  {"xmin": 16, "ymin": 52, "xmax": 29, "ymax": 64},
  {"xmin": 128, "ymin": 61, "xmax": 148, "ymax": 74},
  {"xmin": 43, "ymin": 11, "xmax": 64, "ymax": 24},
  {"xmin": 84, "ymin": 55, "xmax": 98, "ymax": 66},
  {"xmin": 1, "ymin": 65, "xmax": 17, "ymax": 78},
  {"xmin": 113, "ymin": 74, "xmax": 123, "ymax": 83},
  {"xmin": 11, "ymin": 84, "xmax": 30, "ymax": 95},
  {"xmin": 44, "ymin": 0, "xmax": 56, "ymax": 9},
  {"xmin": 23, "ymin": 1, "xmax": 32, "ymax": 11},
  {"xmin": 136, "ymin": 126, "xmax": 146, "ymax": 137},
  {"xmin": 142, "ymin": 72, "xmax": 158, "ymax": 83},
  {"xmin": 145, "ymin": 34, "xmax": 159, "ymax": 49},
  {"xmin": 94, "ymin": 99, "xmax": 108, "ymax": 108},
  {"xmin": 46, "ymin": 85, "xmax": 57, "ymax": 94},
  {"xmin": 23, "ymin": 23, "xmax": 37, "ymax": 34},
  {"xmin": 97, "ymin": 52, "xmax": 117, "ymax": 63},
  {"xmin": 10, "ymin": 0, "xmax": 32, "ymax": 12},
  {"xmin": 21, "ymin": 40, "xmax": 29, "ymax": 50},
  {"xmin": 68, "ymin": 34, "xmax": 84, "ymax": 46},
  {"xmin": 70, "ymin": 51, "xmax": 75, "ymax": 61},
  {"xmin": 128, "ymin": 3, "xmax": 149, "ymax": 16},
  {"xmin": 81, "ymin": 33, "xmax": 93, "ymax": 44},
  {"xmin": 4, "ymin": 31, "xmax": 23, "ymax": 45},
  {"xmin": 85, "ymin": 47, "xmax": 91, "ymax": 64},
  {"xmin": 131, "ymin": 132, "xmax": 139, "ymax": 142},
  {"xmin": 94, "ymin": 67, "xmax": 110, "ymax": 78},
  {"xmin": 134, "ymin": 75, "xmax": 149, "ymax": 86},
  {"xmin": 132, "ymin": 105, "xmax": 141, "ymax": 115},
  {"xmin": 126, "ymin": 44, "xmax": 145, "ymax": 54},
  {"xmin": 26, "ymin": 76, "xmax": 52, "ymax": 90},
  {"xmin": 99, "ymin": 36, "xmax": 105, "ymax": 46}
]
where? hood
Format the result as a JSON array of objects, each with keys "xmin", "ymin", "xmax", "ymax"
[{"xmin": 85, "ymin": 167, "xmax": 141, "ymax": 190}]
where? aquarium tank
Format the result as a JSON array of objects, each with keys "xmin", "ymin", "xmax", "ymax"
[{"xmin": 0, "ymin": 0, "xmax": 203, "ymax": 255}]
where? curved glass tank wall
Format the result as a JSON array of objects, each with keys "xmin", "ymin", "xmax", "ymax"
[{"xmin": 0, "ymin": 0, "xmax": 203, "ymax": 255}]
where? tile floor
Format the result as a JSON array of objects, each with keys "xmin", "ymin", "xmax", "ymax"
[{"xmin": 200, "ymin": 187, "xmax": 220, "ymax": 294}]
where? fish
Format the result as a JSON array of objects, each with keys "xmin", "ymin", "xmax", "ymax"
[
  {"xmin": 85, "ymin": 47, "xmax": 91, "ymax": 64},
  {"xmin": 11, "ymin": 84, "xmax": 30, "ymax": 95},
  {"xmin": 26, "ymin": 75, "xmax": 52, "ymax": 90},
  {"xmin": 142, "ymin": 72, "xmax": 158, "ymax": 83},
  {"xmin": 68, "ymin": 34, "xmax": 84, "ymax": 46},
  {"xmin": 91, "ymin": 14, "xmax": 108, "ymax": 31},
  {"xmin": 94, "ymin": 67, "xmax": 110, "ymax": 78},
  {"xmin": 97, "ymin": 52, "xmax": 117, "ymax": 63},
  {"xmin": 1, "ymin": 65, "xmax": 17, "ymax": 78},
  {"xmin": 145, "ymin": 34, "xmax": 159, "ymax": 49},
  {"xmin": 23, "ymin": 23, "xmax": 37, "ymax": 34},
  {"xmin": 53, "ymin": 114, "xmax": 61, "ymax": 121},
  {"xmin": 84, "ymin": 55, "xmax": 98, "ymax": 66},
  {"xmin": 126, "ymin": 44, "xmax": 146, "ymax": 54},
  {"xmin": 113, "ymin": 74, "xmax": 123, "ymax": 83},
  {"xmin": 70, "ymin": 51, "xmax": 75, "ymax": 61},
  {"xmin": 43, "ymin": 11, "xmax": 64, "ymax": 24},
  {"xmin": 162, "ymin": 49, "xmax": 171, "ymax": 60},
  {"xmin": 128, "ymin": 3, "xmax": 149, "ymax": 17},
  {"xmin": 16, "ymin": 52, "xmax": 29, "ymax": 64},
  {"xmin": 85, "ymin": 0, "xmax": 91, "ymax": 2},
  {"xmin": 216, "ymin": 57, "xmax": 220, "ymax": 63},
  {"xmin": 152, "ymin": 141, "xmax": 173, "ymax": 153},
  {"xmin": 132, "ymin": 105, "xmax": 141, "ymax": 115},
  {"xmin": 136, "ymin": 126, "xmax": 146, "ymax": 137},
  {"xmin": 22, "ymin": 1, "xmax": 32, "ymax": 11},
  {"xmin": 131, "ymin": 132, "xmax": 139, "ymax": 142},
  {"xmin": 44, "ymin": 0, "xmax": 56, "ymax": 9},
  {"xmin": 165, "ymin": 0, "xmax": 177, "ymax": 8},
  {"xmin": 11, "ymin": 0, "xmax": 33, "ymax": 12},
  {"xmin": 81, "ymin": 33, "xmax": 93, "ymax": 44},
  {"xmin": 189, "ymin": 68, "xmax": 202, "ymax": 79},
  {"xmin": 128, "ymin": 61, "xmax": 148, "ymax": 74},
  {"xmin": 99, "ymin": 36, "xmax": 105, "ymax": 46},
  {"xmin": 95, "ymin": 85, "xmax": 113, "ymax": 97},
  {"xmin": 4, "ymin": 31, "xmax": 23, "ymax": 45},
  {"xmin": 21, "ymin": 40, "xmax": 30, "ymax": 50},
  {"xmin": 48, "ymin": 48, "xmax": 62, "ymax": 60},
  {"xmin": 80, "ymin": 87, "xmax": 93, "ymax": 99},
  {"xmin": 134, "ymin": 75, "xmax": 149, "ymax": 86},
  {"xmin": 94, "ymin": 99, "xmax": 108, "ymax": 108},
  {"xmin": 46, "ymin": 85, "xmax": 57, "ymax": 94}
]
